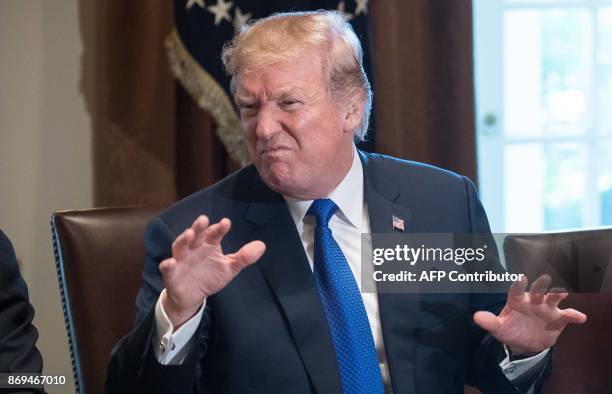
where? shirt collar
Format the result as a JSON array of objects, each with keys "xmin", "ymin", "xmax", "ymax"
[{"xmin": 284, "ymin": 146, "xmax": 364, "ymax": 228}]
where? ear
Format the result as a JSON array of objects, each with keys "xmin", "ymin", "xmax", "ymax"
[{"xmin": 341, "ymin": 94, "xmax": 365, "ymax": 134}]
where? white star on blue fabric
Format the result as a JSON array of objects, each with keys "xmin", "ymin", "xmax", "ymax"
[
  {"xmin": 336, "ymin": 1, "xmax": 354, "ymax": 21},
  {"xmin": 186, "ymin": 0, "xmax": 205, "ymax": 10},
  {"xmin": 233, "ymin": 6, "xmax": 252, "ymax": 32},
  {"xmin": 354, "ymin": 0, "xmax": 368, "ymax": 16},
  {"xmin": 207, "ymin": 0, "xmax": 233, "ymax": 26}
]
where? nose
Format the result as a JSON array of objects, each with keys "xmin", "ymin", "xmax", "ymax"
[{"xmin": 254, "ymin": 104, "xmax": 281, "ymax": 140}]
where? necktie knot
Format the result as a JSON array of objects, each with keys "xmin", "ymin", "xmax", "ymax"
[{"xmin": 308, "ymin": 199, "xmax": 338, "ymax": 228}]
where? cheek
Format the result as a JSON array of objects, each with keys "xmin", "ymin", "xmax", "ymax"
[
  {"xmin": 242, "ymin": 118, "xmax": 255, "ymax": 136},
  {"xmin": 242, "ymin": 122, "xmax": 258, "ymax": 150},
  {"xmin": 303, "ymin": 122, "xmax": 344, "ymax": 155}
]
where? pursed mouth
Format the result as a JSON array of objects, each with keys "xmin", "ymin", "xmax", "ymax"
[{"xmin": 260, "ymin": 146, "xmax": 290, "ymax": 154}]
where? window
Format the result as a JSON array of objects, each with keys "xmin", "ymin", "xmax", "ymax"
[{"xmin": 474, "ymin": 0, "xmax": 612, "ymax": 232}]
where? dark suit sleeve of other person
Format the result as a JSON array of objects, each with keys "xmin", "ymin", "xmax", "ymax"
[
  {"xmin": 0, "ymin": 230, "xmax": 43, "ymax": 394},
  {"xmin": 457, "ymin": 178, "xmax": 552, "ymax": 393}
]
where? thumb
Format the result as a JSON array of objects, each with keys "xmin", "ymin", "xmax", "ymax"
[
  {"xmin": 473, "ymin": 311, "xmax": 502, "ymax": 334},
  {"xmin": 159, "ymin": 258, "xmax": 178, "ymax": 280},
  {"xmin": 232, "ymin": 241, "xmax": 266, "ymax": 269}
]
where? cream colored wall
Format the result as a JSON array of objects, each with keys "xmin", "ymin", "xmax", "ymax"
[{"xmin": 0, "ymin": 1, "xmax": 94, "ymax": 392}]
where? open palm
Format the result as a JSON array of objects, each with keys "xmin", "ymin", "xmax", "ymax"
[
  {"xmin": 474, "ymin": 275, "xmax": 587, "ymax": 355},
  {"xmin": 159, "ymin": 215, "xmax": 266, "ymax": 327}
]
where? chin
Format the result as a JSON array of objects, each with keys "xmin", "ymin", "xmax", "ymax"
[
  {"xmin": 266, "ymin": 173, "xmax": 298, "ymax": 195},
  {"xmin": 270, "ymin": 173, "xmax": 318, "ymax": 200},
  {"xmin": 258, "ymin": 163, "xmax": 294, "ymax": 192}
]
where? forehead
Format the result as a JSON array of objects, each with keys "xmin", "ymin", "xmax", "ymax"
[{"xmin": 234, "ymin": 53, "xmax": 327, "ymax": 97}]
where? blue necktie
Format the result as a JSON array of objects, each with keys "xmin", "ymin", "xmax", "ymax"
[{"xmin": 308, "ymin": 199, "xmax": 384, "ymax": 394}]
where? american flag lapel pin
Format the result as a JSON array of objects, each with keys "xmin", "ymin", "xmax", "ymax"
[{"xmin": 392, "ymin": 215, "xmax": 405, "ymax": 232}]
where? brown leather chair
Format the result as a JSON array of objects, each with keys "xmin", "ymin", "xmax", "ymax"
[
  {"xmin": 51, "ymin": 206, "xmax": 163, "ymax": 394},
  {"xmin": 504, "ymin": 227, "xmax": 612, "ymax": 394}
]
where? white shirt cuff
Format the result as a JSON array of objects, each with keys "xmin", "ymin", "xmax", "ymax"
[
  {"xmin": 153, "ymin": 289, "xmax": 206, "ymax": 365},
  {"xmin": 499, "ymin": 345, "xmax": 550, "ymax": 381}
]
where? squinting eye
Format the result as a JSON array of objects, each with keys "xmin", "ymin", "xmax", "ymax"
[
  {"xmin": 239, "ymin": 104, "xmax": 258, "ymax": 116},
  {"xmin": 281, "ymin": 100, "xmax": 301, "ymax": 108}
]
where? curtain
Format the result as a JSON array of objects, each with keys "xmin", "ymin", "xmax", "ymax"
[{"xmin": 370, "ymin": 0, "xmax": 477, "ymax": 181}]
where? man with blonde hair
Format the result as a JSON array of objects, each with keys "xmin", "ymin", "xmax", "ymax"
[{"xmin": 107, "ymin": 11, "xmax": 585, "ymax": 393}]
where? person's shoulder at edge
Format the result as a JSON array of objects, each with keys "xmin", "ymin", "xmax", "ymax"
[
  {"xmin": 0, "ymin": 229, "xmax": 16, "ymax": 257},
  {"xmin": 0, "ymin": 228, "xmax": 44, "ymax": 379},
  {"xmin": 0, "ymin": 229, "xmax": 22, "ymax": 283}
]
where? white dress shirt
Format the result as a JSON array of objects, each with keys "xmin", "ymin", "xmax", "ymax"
[{"xmin": 153, "ymin": 146, "xmax": 548, "ymax": 391}]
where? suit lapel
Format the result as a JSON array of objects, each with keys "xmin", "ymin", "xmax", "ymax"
[
  {"xmin": 241, "ymin": 175, "xmax": 343, "ymax": 394},
  {"xmin": 361, "ymin": 152, "xmax": 420, "ymax": 394}
]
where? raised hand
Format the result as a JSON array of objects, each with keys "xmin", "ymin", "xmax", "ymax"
[
  {"xmin": 159, "ymin": 215, "xmax": 266, "ymax": 328},
  {"xmin": 473, "ymin": 275, "xmax": 587, "ymax": 355}
]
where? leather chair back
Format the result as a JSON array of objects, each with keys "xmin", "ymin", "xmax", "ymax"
[
  {"xmin": 51, "ymin": 206, "xmax": 163, "ymax": 394},
  {"xmin": 504, "ymin": 227, "xmax": 612, "ymax": 393}
]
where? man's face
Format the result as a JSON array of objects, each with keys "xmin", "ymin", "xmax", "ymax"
[{"xmin": 234, "ymin": 52, "xmax": 358, "ymax": 199}]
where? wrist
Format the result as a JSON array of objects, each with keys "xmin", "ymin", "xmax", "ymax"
[
  {"xmin": 161, "ymin": 291, "xmax": 201, "ymax": 329},
  {"xmin": 507, "ymin": 345, "xmax": 539, "ymax": 359}
]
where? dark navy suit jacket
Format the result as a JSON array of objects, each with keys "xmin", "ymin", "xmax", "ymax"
[
  {"xmin": 107, "ymin": 152, "xmax": 548, "ymax": 394},
  {"xmin": 0, "ymin": 230, "xmax": 43, "ymax": 394}
]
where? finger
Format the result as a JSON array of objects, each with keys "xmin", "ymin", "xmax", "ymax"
[
  {"xmin": 529, "ymin": 275, "xmax": 552, "ymax": 305},
  {"xmin": 230, "ymin": 241, "xmax": 266, "ymax": 269},
  {"xmin": 172, "ymin": 228, "xmax": 195, "ymax": 261},
  {"xmin": 547, "ymin": 308, "xmax": 587, "ymax": 331},
  {"xmin": 508, "ymin": 275, "xmax": 528, "ymax": 303},
  {"xmin": 473, "ymin": 311, "xmax": 502, "ymax": 335},
  {"xmin": 190, "ymin": 215, "xmax": 210, "ymax": 249},
  {"xmin": 204, "ymin": 218, "xmax": 231, "ymax": 245},
  {"xmin": 559, "ymin": 308, "xmax": 587, "ymax": 325},
  {"xmin": 545, "ymin": 288, "xmax": 568, "ymax": 307}
]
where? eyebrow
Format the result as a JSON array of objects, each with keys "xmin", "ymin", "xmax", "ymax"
[
  {"xmin": 275, "ymin": 91, "xmax": 301, "ymax": 101},
  {"xmin": 234, "ymin": 87, "xmax": 305, "ymax": 104}
]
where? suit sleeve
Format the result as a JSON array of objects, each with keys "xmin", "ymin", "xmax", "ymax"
[
  {"xmin": 460, "ymin": 177, "xmax": 552, "ymax": 394},
  {"xmin": 106, "ymin": 218, "xmax": 210, "ymax": 394},
  {"xmin": 0, "ymin": 230, "xmax": 43, "ymax": 394}
]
